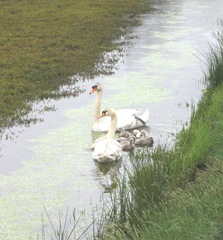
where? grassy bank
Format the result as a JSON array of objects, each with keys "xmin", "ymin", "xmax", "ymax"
[
  {"xmin": 100, "ymin": 22, "xmax": 223, "ymax": 239},
  {"xmin": 0, "ymin": 0, "xmax": 151, "ymax": 130}
]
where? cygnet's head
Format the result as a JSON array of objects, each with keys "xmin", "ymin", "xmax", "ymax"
[
  {"xmin": 133, "ymin": 129, "xmax": 140, "ymax": 135},
  {"xmin": 133, "ymin": 129, "xmax": 141, "ymax": 138},
  {"xmin": 118, "ymin": 127, "xmax": 125, "ymax": 133},
  {"xmin": 141, "ymin": 130, "xmax": 148, "ymax": 137}
]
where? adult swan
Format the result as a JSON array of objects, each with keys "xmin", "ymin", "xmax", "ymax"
[
  {"xmin": 92, "ymin": 108, "xmax": 122, "ymax": 163},
  {"xmin": 90, "ymin": 83, "xmax": 150, "ymax": 132}
]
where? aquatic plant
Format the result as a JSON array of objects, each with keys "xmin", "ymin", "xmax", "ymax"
[
  {"xmin": 40, "ymin": 206, "xmax": 96, "ymax": 240},
  {"xmin": 202, "ymin": 20, "xmax": 223, "ymax": 89},
  {"xmin": 99, "ymin": 19, "xmax": 223, "ymax": 239},
  {"xmin": 0, "ymin": 0, "xmax": 151, "ymax": 131}
]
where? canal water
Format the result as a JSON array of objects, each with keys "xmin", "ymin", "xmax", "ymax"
[{"xmin": 0, "ymin": 0, "xmax": 223, "ymax": 239}]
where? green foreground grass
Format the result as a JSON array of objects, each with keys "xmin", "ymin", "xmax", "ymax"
[
  {"xmin": 100, "ymin": 22, "xmax": 223, "ymax": 239},
  {"xmin": 102, "ymin": 160, "xmax": 223, "ymax": 240},
  {"xmin": 0, "ymin": 0, "xmax": 150, "ymax": 130}
]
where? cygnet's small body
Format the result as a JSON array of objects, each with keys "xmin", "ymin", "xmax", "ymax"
[
  {"xmin": 121, "ymin": 138, "xmax": 135, "ymax": 152},
  {"xmin": 118, "ymin": 127, "xmax": 132, "ymax": 138},
  {"xmin": 135, "ymin": 130, "xmax": 154, "ymax": 147}
]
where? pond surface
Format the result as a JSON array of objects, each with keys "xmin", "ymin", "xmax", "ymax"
[{"xmin": 0, "ymin": 0, "xmax": 223, "ymax": 239}]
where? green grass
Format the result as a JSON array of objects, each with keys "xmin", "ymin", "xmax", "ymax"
[
  {"xmin": 101, "ymin": 160, "xmax": 223, "ymax": 240},
  {"xmin": 112, "ymin": 159, "xmax": 223, "ymax": 240},
  {"xmin": 0, "ymin": 0, "xmax": 151, "ymax": 130},
  {"xmin": 99, "ymin": 21, "xmax": 223, "ymax": 239}
]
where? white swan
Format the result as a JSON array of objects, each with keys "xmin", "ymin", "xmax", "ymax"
[
  {"xmin": 92, "ymin": 108, "xmax": 122, "ymax": 163},
  {"xmin": 90, "ymin": 83, "xmax": 150, "ymax": 132}
]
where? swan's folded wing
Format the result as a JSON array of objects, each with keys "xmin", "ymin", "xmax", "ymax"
[
  {"xmin": 92, "ymin": 140, "xmax": 122, "ymax": 162},
  {"xmin": 134, "ymin": 109, "xmax": 150, "ymax": 125},
  {"xmin": 116, "ymin": 109, "xmax": 150, "ymax": 130}
]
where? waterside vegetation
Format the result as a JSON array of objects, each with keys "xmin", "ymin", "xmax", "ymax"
[
  {"xmin": 2, "ymin": 1, "xmax": 223, "ymax": 239},
  {"xmin": 100, "ymin": 22, "xmax": 223, "ymax": 239}
]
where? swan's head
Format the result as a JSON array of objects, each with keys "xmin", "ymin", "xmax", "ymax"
[
  {"xmin": 89, "ymin": 82, "xmax": 102, "ymax": 94},
  {"xmin": 98, "ymin": 108, "xmax": 116, "ymax": 118}
]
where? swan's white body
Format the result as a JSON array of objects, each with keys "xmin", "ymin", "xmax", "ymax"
[
  {"xmin": 90, "ymin": 83, "xmax": 150, "ymax": 132},
  {"xmin": 92, "ymin": 139, "xmax": 122, "ymax": 162},
  {"xmin": 92, "ymin": 108, "xmax": 122, "ymax": 163}
]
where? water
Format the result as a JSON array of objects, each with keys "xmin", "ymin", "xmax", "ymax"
[{"xmin": 0, "ymin": 0, "xmax": 223, "ymax": 239}]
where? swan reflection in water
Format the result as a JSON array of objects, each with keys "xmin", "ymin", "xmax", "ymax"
[{"xmin": 93, "ymin": 159, "xmax": 122, "ymax": 193}]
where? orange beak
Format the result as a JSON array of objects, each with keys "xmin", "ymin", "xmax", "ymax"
[
  {"xmin": 89, "ymin": 86, "xmax": 97, "ymax": 94},
  {"xmin": 98, "ymin": 112, "xmax": 106, "ymax": 118}
]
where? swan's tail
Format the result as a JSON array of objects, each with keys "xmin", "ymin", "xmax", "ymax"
[
  {"xmin": 134, "ymin": 109, "xmax": 150, "ymax": 126},
  {"xmin": 134, "ymin": 115, "xmax": 147, "ymax": 125}
]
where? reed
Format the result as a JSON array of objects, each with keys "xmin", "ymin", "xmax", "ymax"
[
  {"xmin": 100, "ymin": 21, "xmax": 223, "ymax": 239},
  {"xmin": 40, "ymin": 206, "xmax": 96, "ymax": 240},
  {"xmin": 102, "ymin": 159, "xmax": 223, "ymax": 240},
  {"xmin": 202, "ymin": 20, "xmax": 223, "ymax": 89}
]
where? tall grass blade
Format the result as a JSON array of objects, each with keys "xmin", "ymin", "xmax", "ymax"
[
  {"xmin": 77, "ymin": 220, "xmax": 95, "ymax": 240},
  {"xmin": 42, "ymin": 205, "xmax": 59, "ymax": 240}
]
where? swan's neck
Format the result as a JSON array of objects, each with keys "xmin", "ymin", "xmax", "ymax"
[
  {"xmin": 93, "ymin": 90, "xmax": 102, "ymax": 124},
  {"xmin": 107, "ymin": 113, "xmax": 117, "ymax": 139}
]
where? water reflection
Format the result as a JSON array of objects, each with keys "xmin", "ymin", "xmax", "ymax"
[
  {"xmin": 0, "ymin": 0, "xmax": 223, "ymax": 239},
  {"xmin": 94, "ymin": 160, "xmax": 122, "ymax": 193}
]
